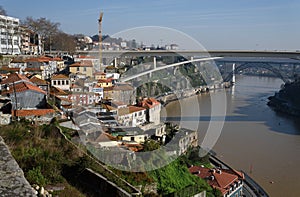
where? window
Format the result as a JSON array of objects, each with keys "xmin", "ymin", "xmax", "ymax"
[
  {"xmin": 83, "ymin": 67, "xmax": 87, "ymax": 72},
  {"xmin": 58, "ymin": 80, "xmax": 61, "ymax": 85},
  {"xmin": 53, "ymin": 80, "xmax": 56, "ymax": 85},
  {"xmin": 130, "ymin": 137, "xmax": 135, "ymax": 141},
  {"xmin": 66, "ymin": 80, "xmax": 69, "ymax": 85},
  {"xmin": 62, "ymin": 80, "xmax": 65, "ymax": 85},
  {"xmin": 76, "ymin": 67, "xmax": 80, "ymax": 72},
  {"xmin": 1, "ymin": 38, "xmax": 7, "ymax": 44}
]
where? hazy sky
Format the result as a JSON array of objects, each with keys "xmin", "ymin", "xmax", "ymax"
[{"xmin": 1, "ymin": 0, "xmax": 300, "ymax": 50}]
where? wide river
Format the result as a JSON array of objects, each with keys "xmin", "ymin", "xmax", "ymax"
[{"xmin": 164, "ymin": 75, "xmax": 300, "ymax": 197}]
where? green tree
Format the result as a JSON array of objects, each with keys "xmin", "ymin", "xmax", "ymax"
[{"xmin": 143, "ymin": 139, "xmax": 161, "ymax": 151}]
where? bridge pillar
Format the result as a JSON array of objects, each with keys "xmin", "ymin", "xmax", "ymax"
[
  {"xmin": 232, "ymin": 63, "xmax": 236, "ymax": 83},
  {"xmin": 149, "ymin": 56, "xmax": 157, "ymax": 78},
  {"xmin": 114, "ymin": 57, "xmax": 118, "ymax": 68}
]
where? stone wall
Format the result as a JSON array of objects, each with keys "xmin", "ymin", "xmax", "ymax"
[{"xmin": 0, "ymin": 136, "xmax": 37, "ymax": 196}]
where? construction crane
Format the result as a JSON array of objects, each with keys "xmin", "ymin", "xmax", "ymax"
[{"xmin": 98, "ymin": 12, "xmax": 104, "ymax": 71}]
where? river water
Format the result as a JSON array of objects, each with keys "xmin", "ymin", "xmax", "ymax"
[{"xmin": 164, "ymin": 75, "xmax": 300, "ymax": 197}]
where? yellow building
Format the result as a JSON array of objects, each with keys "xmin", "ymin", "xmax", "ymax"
[
  {"xmin": 94, "ymin": 72, "xmax": 107, "ymax": 80},
  {"xmin": 69, "ymin": 60, "xmax": 93, "ymax": 78},
  {"xmin": 97, "ymin": 78, "xmax": 113, "ymax": 88}
]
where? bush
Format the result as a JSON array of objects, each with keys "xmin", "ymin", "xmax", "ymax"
[{"xmin": 27, "ymin": 166, "xmax": 47, "ymax": 186}]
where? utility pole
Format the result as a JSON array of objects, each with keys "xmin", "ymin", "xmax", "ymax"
[
  {"xmin": 98, "ymin": 12, "xmax": 104, "ymax": 72},
  {"xmin": 12, "ymin": 82, "xmax": 18, "ymax": 119}
]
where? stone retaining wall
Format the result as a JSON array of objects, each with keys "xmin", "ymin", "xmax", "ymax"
[{"xmin": 0, "ymin": 136, "xmax": 37, "ymax": 196}]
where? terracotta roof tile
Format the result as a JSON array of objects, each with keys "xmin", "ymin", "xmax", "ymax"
[
  {"xmin": 0, "ymin": 73, "xmax": 30, "ymax": 85},
  {"xmin": 11, "ymin": 58, "xmax": 26, "ymax": 63},
  {"xmin": 12, "ymin": 109, "xmax": 55, "ymax": 117},
  {"xmin": 94, "ymin": 72, "xmax": 106, "ymax": 76},
  {"xmin": 128, "ymin": 106, "xmax": 145, "ymax": 113},
  {"xmin": 189, "ymin": 166, "xmax": 243, "ymax": 195},
  {"xmin": 113, "ymin": 83, "xmax": 134, "ymax": 91},
  {"xmin": 51, "ymin": 74, "xmax": 69, "ymax": 80},
  {"xmin": 69, "ymin": 60, "xmax": 93, "ymax": 67},
  {"xmin": 2, "ymin": 81, "xmax": 46, "ymax": 95},
  {"xmin": 50, "ymin": 86, "xmax": 69, "ymax": 96},
  {"xmin": 139, "ymin": 98, "xmax": 160, "ymax": 109},
  {"xmin": 98, "ymin": 78, "xmax": 113, "ymax": 83},
  {"xmin": 30, "ymin": 76, "xmax": 49, "ymax": 85}
]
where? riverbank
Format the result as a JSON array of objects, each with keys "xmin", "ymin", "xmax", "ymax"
[
  {"xmin": 267, "ymin": 78, "xmax": 300, "ymax": 116},
  {"xmin": 157, "ymin": 81, "xmax": 232, "ymax": 106}
]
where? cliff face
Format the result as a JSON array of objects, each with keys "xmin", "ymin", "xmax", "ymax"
[{"xmin": 268, "ymin": 79, "xmax": 300, "ymax": 116}]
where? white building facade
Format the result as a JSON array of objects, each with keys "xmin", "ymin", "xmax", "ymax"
[{"xmin": 0, "ymin": 14, "xmax": 20, "ymax": 55}]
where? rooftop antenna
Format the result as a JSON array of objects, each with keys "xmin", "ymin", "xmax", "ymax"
[{"xmin": 98, "ymin": 11, "xmax": 104, "ymax": 71}]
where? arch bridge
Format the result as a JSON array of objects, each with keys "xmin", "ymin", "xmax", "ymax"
[{"xmin": 216, "ymin": 57, "xmax": 300, "ymax": 83}]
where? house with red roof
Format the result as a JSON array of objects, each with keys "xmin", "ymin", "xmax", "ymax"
[
  {"xmin": 25, "ymin": 56, "xmax": 58, "ymax": 79},
  {"xmin": 189, "ymin": 166, "xmax": 244, "ymax": 197},
  {"xmin": 69, "ymin": 60, "xmax": 94, "ymax": 78},
  {"xmin": 12, "ymin": 109, "xmax": 56, "ymax": 123},
  {"xmin": 29, "ymin": 76, "xmax": 49, "ymax": 94},
  {"xmin": 0, "ymin": 73, "xmax": 58, "ymax": 122},
  {"xmin": 97, "ymin": 78, "xmax": 113, "ymax": 88},
  {"xmin": 51, "ymin": 74, "xmax": 70, "ymax": 91},
  {"xmin": 1, "ymin": 81, "xmax": 47, "ymax": 110},
  {"xmin": 0, "ymin": 73, "xmax": 30, "ymax": 86},
  {"xmin": 94, "ymin": 72, "xmax": 106, "ymax": 80},
  {"xmin": 138, "ymin": 97, "xmax": 161, "ymax": 125},
  {"xmin": 8, "ymin": 58, "xmax": 27, "ymax": 70},
  {"xmin": 117, "ymin": 105, "xmax": 146, "ymax": 127}
]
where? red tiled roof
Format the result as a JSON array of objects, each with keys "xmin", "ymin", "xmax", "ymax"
[
  {"xmin": 55, "ymin": 96, "xmax": 72, "ymax": 103},
  {"xmin": 0, "ymin": 67, "xmax": 42, "ymax": 72},
  {"xmin": 98, "ymin": 78, "xmax": 113, "ymax": 83},
  {"xmin": 24, "ymin": 56, "xmax": 63, "ymax": 63},
  {"xmin": 140, "ymin": 98, "xmax": 160, "ymax": 109},
  {"xmin": 25, "ymin": 67, "xmax": 42, "ymax": 71},
  {"xmin": 113, "ymin": 83, "xmax": 134, "ymax": 91},
  {"xmin": 12, "ymin": 109, "xmax": 55, "ymax": 117},
  {"xmin": 53, "ymin": 57, "xmax": 63, "ymax": 61},
  {"xmin": 2, "ymin": 82, "xmax": 46, "ymax": 95},
  {"xmin": 78, "ymin": 55, "xmax": 93, "ymax": 59},
  {"xmin": 11, "ymin": 58, "xmax": 26, "ymax": 63},
  {"xmin": 94, "ymin": 72, "xmax": 106, "ymax": 76},
  {"xmin": 51, "ymin": 74, "xmax": 69, "ymax": 80},
  {"xmin": 25, "ymin": 56, "xmax": 51, "ymax": 63},
  {"xmin": 128, "ymin": 106, "xmax": 145, "ymax": 113},
  {"xmin": 30, "ymin": 76, "xmax": 49, "ymax": 85},
  {"xmin": 0, "ymin": 73, "xmax": 30, "ymax": 85},
  {"xmin": 69, "ymin": 60, "xmax": 93, "ymax": 67},
  {"xmin": 50, "ymin": 86, "xmax": 69, "ymax": 96},
  {"xmin": 189, "ymin": 166, "xmax": 242, "ymax": 195},
  {"xmin": 103, "ymin": 104, "xmax": 117, "ymax": 111}
]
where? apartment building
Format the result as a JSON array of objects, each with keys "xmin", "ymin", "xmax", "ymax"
[{"xmin": 0, "ymin": 14, "xmax": 20, "ymax": 55}]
